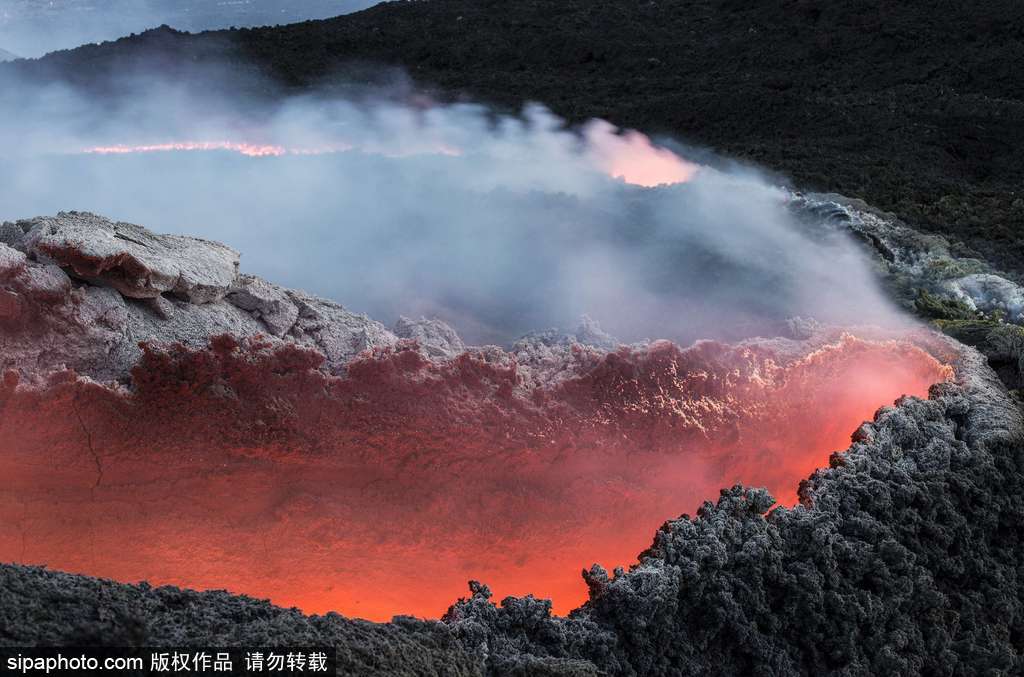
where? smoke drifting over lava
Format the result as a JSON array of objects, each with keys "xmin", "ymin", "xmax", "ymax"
[
  {"xmin": 0, "ymin": 64, "xmax": 952, "ymax": 622},
  {"xmin": 0, "ymin": 67, "xmax": 905, "ymax": 345}
]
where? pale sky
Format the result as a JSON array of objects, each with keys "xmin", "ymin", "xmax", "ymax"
[{"xmin": 0, "ymin": 0, "xmax": 382, "ymax": 58}]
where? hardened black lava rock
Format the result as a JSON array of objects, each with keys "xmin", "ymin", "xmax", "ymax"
[
  {"xmin": 2, "ymin": 344, "xmax": 1021, "ymax": 676},
  {"xmin": 0, "ymin": 565, "xmax": 481, "ymax": 676},
  {"xmin": 441, "ymin": 347, "xmax": 1024, "ymax": 676}
]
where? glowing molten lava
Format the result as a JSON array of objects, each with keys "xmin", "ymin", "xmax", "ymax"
[
  {"xmin": 83, "ymin": 141, "xmax": 351, "ymax": 157},
  {"xmin": 80, "ymin": 140, "xmax": 464, "ymax": 159},
  {"xmin": 0, "ymin": 334, "xmax": 949, "ymax": 621},
  {"xmin": 79, "ymin": 128, "xmax": 690, "ymax": 186},
  {"xmin": 587, "ymin": 125, "xmax": 698, "ymax": 186}
]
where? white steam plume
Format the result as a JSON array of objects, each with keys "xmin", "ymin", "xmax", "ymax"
[{"xmin": 0, "ymin": 65, "xmax": 908, "ymax": 345}]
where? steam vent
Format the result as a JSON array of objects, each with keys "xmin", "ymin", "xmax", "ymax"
[{"xmin": 2, "ymin": 209, "xmax": 1022, "ymax": 674}]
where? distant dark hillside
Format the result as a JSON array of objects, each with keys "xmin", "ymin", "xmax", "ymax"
[
  {"xmin": 5, "ymin": 0, "xmax": 1024, "ymax": 275},
  {"xmin": 0, "ymin": 0, "xmax": 380, "ymax": 57}
]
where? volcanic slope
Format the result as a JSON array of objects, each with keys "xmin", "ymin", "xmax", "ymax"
[{"xmin": 4, "ymin": 0, "xmax": 1023, "ymax": 278}]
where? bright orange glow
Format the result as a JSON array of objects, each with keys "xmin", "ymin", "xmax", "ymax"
[
  {"xmin": 0, "ymin": 334, "xmax": 949, "ymax": 621},
  {"xmin": 79, "ymin": 140, "xmax": 463, "ymax": 159},
  {"xmin": 79, "ymin": 131, "xmax": 687, "ymax": 186},
  {"xmin": 588, "ymin": 128, "xmax": 698, "ymax": 186},
  {"xmin": 84, "ymin": 140, "xmax": 294, "ymax": 156}
]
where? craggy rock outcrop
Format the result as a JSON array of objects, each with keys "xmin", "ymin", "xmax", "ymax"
[
  {"xmin": 394, "ymin": 315, "xmax": 465, "ymax": 359},
  {"xmin": 792, "ymin": 193, "xmax": 1024, "ymax": 391},
  {"xmin": 792, "ymin": 193, "xmax": 1024, "ymax": 328},
  {"xmin": 0, "ymin": 211, "xmax": 396, "ymax": 379},
  {"xmin": 225, "ymin": 274, "xmax": 300, "ymax": 337},
  {"xmin": 20, "ymin": 211, "xmax": 239, "ymax": 303}
]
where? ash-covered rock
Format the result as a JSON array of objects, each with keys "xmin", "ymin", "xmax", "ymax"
[
  {"xmin": 790, "ymin": 193, "xmax": 1024, "ymax": 322},
  {"xmin": 943, "ymin": 273, "xmax": 1024, "ymax": 323},
  {"xmin": 790, "ymin": 193, "xmax": 1024, "ymax": 390},
  {"xmin": 574, "ymin": 316, "xmax": 618, "ymax": 351},
  {"xmin": 283, "ymin": 288, "xmax": 398, "ymax": 370},
  {"xmin": 394, "ymin": 315, "xmax": 465, "ymax": 358},
  {"xmin": 441, "ymin": 340, "xmax": 1024, "ymax": 675},
  {"xmin": 512, "ymin": 317, "xmax": 619, "ymax": 354},
  {"xmin": 225, "ymin": 274, "xmax": 299, "ymax": 337},
  {"xmin": 0, "ymin": 212, "xmax": 397, "ymax": 380},
  {"xmin": 18, "ymin": 211, "xmax": 239, "ymax": 303}
]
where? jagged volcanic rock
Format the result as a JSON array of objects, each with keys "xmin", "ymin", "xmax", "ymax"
[
  {"xmin": 394, "ymin": 315, "xmax": 466, "ymax": 359},
  {"xmin": 792, "ymin": 193, "xmax": 1024, "ymax": 390},
  {"xmin": 21, "ymin": 211, "xmax": 240, "ymax": 303},
  {"xmin": 0, "ymin": 211, "xmax": 397, "ymax": 380}
]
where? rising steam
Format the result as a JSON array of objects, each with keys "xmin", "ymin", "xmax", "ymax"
[{"xmin": 0, "ymin": 67, "xmax": 904, "ymax": 345}]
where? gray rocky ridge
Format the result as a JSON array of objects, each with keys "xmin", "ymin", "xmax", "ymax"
[
  {"xmin": 792, "ymin": 193, "xmax": 1024, "ymax": 326},
  {"xmin": 792, "ymin": 192, "xmax": 1024, "ymax": 391},
  {"xmin": 0, "ymin": 211, "xmax": 399, "ymax": 381},
  {"xmin": 0, "ymin": 211, "xmax": 615, "ymax": 383},
  {"xmin": 22, "ymin": 212, "xmax": 240, "ymax": 303}
]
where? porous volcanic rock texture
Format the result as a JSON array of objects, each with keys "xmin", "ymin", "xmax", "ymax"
[
  {"xmin": 0, "ymin": 211, "xmax": 399, "ymax": 381},
  {"xmin": 0, "ymin": 212, "xmax": 959, "ymax": 623}
]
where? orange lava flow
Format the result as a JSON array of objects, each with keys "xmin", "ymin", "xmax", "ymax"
[
  {"xmin": 84, "ymin": 141, "xmax": 294, "ymax": 157},
  {"xmin": 78, "ymin": 140, "xmax": 462, "ymax": 159},
  {"xmin": 79, "ymin": 130, "xmax": 687, "ymax": 186},
  {"xmin": 0, "ymin": 334, "xmax": 950, "ymax": 621}
]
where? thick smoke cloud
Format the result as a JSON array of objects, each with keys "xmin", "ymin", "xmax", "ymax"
[
  {"xmin": 0, "ymin": 65, "xmax": 909, "ymax": 345},
  {"xmin": 0, "ymin": 1, "xmax": 380, "ymax": 58}
]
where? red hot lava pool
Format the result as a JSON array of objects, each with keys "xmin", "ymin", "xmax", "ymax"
[{"xmin": 0, "ymin": 332, "xmax": 951, "ymax": 620}]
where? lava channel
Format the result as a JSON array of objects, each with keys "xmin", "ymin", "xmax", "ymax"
[
  {"xmin": 0, "ymin": 332, "xmax": 951, "ymax": 620},
  {"xmin": 78, "ymin": 127, "xmax": 694, "ymax": 187}
]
